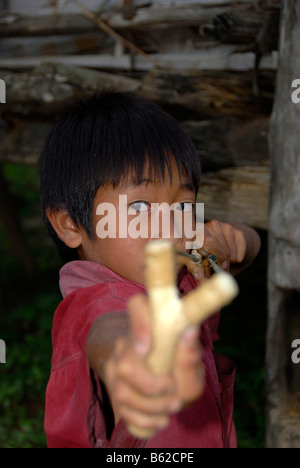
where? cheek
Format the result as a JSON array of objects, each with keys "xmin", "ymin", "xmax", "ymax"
[
  {"xmin": 180, "ymin": 211, "xmax": 197, "ymax": 244},
  {"xmin": 116, "ymin": 244, "xmax": 148, "ymax": 283},
  {"xmin": 102, "ymin": 237, "xmax": 148, "ymax": 283}
]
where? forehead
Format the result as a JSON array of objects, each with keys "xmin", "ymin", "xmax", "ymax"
[{"xmin": 118, "ymin": 157, "xmax": 194, "ymax": 191}]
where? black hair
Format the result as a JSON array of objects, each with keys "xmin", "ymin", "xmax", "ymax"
[{"xmin": 39, "ymin": 92, "xmax": 201, "ymax": 263}]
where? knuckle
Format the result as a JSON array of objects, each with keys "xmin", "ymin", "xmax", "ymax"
[
  {"xmin": 209, "ymin": 219, "xmax": 219, "ymax": 228},
  {"xmin": 143, "ymin": 377, "xmax": 166, "ymax": 396},
  {"xmin": 116, "ymin": 353, "xmax": 134, "ymax": 378},
  {"xmin": 222, "ymin": 222, "xmax": 232, "ymax": 232}
]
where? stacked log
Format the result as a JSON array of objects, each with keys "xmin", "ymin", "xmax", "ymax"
[{"xmin": 0, "ymin": 0, "xmax": 281, "ymax": 227}]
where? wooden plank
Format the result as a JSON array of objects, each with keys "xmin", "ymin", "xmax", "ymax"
[
  {"xmin": 197, "ymin": 164, "xmax": 270, "ymax": 230},
  {"xmin": 140, "ymin": 68, "xmax": 275, "ymax": 118},
  {"xmin": 0, "ymin": 48, "xmax": 278, "ymax": 72},
  {"xmin": 0, "ymin": 34, "xmax": 115, "ymax": 58},
  {"xmin": 8, "ymin": 0, "xmax": 104, "ymax": 16},
  {"xmin": 151, "ymin": 0, "xmax": 259, "ymax": 4},
  {"xmin": 0, "ymin": 26, "xmax": 206, "ymax": 58},
  {"xmin": 105, "ymin": 4, "xmax": 237, "ymax": 29},
  {"xmin": 0, "ymin": 1, "xmax": 279, "ymax": 37},
  {"xmin": 0, "ymin": 63, "xmax": 141, "ymax": 114},
  {"xmin": 0, "ymin": 13, "xmax": 99, "ymax": 37},
  {"xmin": 0, "ymin": 54, "xmax": 133, "ymax": 71},
  {"xmin": 183, "ymin": 117, "xmax": 269, "ymax": 171},
  {"xmin": 0, "ymin": 116, "xmax": 269, "ymax": 171}
]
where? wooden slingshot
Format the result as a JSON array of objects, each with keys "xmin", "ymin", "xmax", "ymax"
[{"xmin": 128, "ymin": 239, "xmax": 239, "ymax": 439}]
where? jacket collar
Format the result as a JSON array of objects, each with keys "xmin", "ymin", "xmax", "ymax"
[
  {"xmin": 59, "ymin": 260, "xmax": 146, "ymax": 298},
  {"xmin": 59, "ymin": 260, "xmax": 196, "ymax": 299}
]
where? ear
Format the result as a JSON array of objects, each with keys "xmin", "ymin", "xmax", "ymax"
[{"xmin": 46, "ymin": 209, "xmax": 83, "ymax": 249}]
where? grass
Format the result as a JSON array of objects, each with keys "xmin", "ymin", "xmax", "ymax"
[{"xmin": 0, "ymin": 163, "xmax": 267, "ymax": 448}]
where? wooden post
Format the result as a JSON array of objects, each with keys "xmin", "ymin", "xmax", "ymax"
[{"xmin": 267, "ymin": 0, "xmax": 300, "ymax": 448}]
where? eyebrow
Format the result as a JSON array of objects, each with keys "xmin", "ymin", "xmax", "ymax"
[
  {"xmin": 129, "ymin": 178, "xmax": 195, "ymax": 192},
  {"xmin": 180, "ymin": 182, "xmax": 195, "ymax": 192}
]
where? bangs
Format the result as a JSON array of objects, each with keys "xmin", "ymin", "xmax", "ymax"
[{"xmin": 84, "ymin": 94, "xmax": 201, "ymax": 193}]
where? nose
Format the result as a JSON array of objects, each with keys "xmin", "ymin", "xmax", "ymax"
[{"xmin": 149, "ymin": 203, "xmax": 183, "ymax": 247}]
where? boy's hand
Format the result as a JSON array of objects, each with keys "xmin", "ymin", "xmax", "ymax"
[
  {"xmin": 103, "ymin": 294, "xmax": 204, "ymax": 434},
  {"xmin": 188, "ymin": 220, "xmax": 261, "ymax": 280},
  {"xmin": 203, "ymin": 220, "xmax": 247, "ymax": 271}
]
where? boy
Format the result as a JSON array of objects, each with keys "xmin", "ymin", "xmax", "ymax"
[{"xmin": 40, "ymin": 93, "xmax": 261, "ymax": 448}]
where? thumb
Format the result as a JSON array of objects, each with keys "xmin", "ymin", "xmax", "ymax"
[{"xmin": 127, "ymin": 294, "xmax": 152, "ymax": 357}]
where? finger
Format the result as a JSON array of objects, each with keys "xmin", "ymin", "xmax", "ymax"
[
  {"xmin": 176, "ymin": 252, "xmax": 205, "ymax": 281},
  {"xmin": 111, "ymin": 340, "xmax": 175, "ymax": 397},
  {"xmin": 186, "ymin": 262, "xmax": 205, "ymax": 281},
  {"xmin": 127, "ymin": 294, "xmax": 152, "ymax": 356},
  {"xmin": 119, "ymin": 405, "xmax": 170, "ymax": 432},
  {"xmin": 204, "ymin": 221, "xmax": 231, "ymax": 267},
  {"xmin": 234, "ymin": 229, "xmax": 247, "ymax": 263},
  {"xmin": 113, "ymin": 379, "xmax": 181, "ymax": 416},
  {"xmin": 221, "ymin": 223, "xmax": 238, "ymax": 265}
]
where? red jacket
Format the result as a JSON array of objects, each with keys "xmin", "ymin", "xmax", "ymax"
[{"xmin": 44, "ymin": 261, "xmax": 237, "ymax": 448}]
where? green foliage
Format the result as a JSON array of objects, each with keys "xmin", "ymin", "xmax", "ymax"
[
  {"xmin": 0, "ymin": 271, "xmax": 61, "ymax": 447},
  {"xmin": 0, "ymin": 164, "xmax": 61, "ymax": 448}
]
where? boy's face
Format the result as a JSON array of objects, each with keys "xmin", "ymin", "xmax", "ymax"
[{"xmin": 78, "ymin": 159, "xmax": 197, "ymax": 285}]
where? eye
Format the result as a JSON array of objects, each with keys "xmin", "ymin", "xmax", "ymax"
[
  {"xmin": 176, "ymin": 202, "xmax": 194, "ymax": 213},
  {"xmin": 128, "ymin": 201, "xmax": 150, "ymax": 214}
]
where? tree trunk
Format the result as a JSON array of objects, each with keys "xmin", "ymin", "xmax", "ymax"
[{"xmin": 267, "ymin": 0, "xmax": 300, "ymax": 448}]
